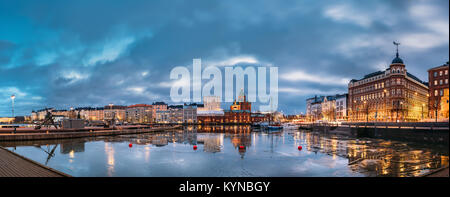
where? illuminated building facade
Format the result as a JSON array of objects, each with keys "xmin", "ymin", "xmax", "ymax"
[
  {"xmin": 428, "ymin": 62, "xmax": 449, "ymax": 120},
  {"xmin": 77, "ymin": 107, "xmax": 105, "ymax": 121},
  {"xmin": 126, "ymin": 104, "xmax": 153, "ymax": 123},
  {"xmin": 198, "ymin": 92, "xmax": 252, "ymax": 124},
  {"xmin": 104, "ymin": 105, "xmax": 127, "ymax": 121},
  {"xmin": 335, "ymin": 94, "xmax": 348, "ymax": 121},
  {"xmin": 183, "ymin": 103, "xmax": 198, "ymax": 123},
  {"xmin": 306, "ymin": 96, "xmax": 324, "ymax": 122},
  {"xmin": 152, "ymin": 102, "xmax": 168, "ymax": 122},
  {"xmin": 348, "ymin": 48, "xmax": 429, "ymax": 122}
]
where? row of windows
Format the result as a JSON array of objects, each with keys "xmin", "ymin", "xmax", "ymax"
[
  {"xmin": 433, "ymin": 79, "xmax": 449, "ymax": 86},
  {"xmin": 356, "ymin": 87, "xmax": 424, "ymax": 102},
  {"xmin": 353, "ymin": 79, "xmax": 406, "ymax": 94},
  {"xmin": 434, "ymin": 89, "xmax": 445, "ymax": 97},
  {"xmin": 433, "ymin": 70, "xmax": 448, "ymax": 77}
]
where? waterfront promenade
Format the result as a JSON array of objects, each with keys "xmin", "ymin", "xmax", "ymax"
[{"xmin": 0, "ymin": 146, "xmax": 69, "ymax": 177}]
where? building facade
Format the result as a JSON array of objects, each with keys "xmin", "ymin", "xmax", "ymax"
[
  {"xmin": 335, "ymin": 94, "xmax": 348, "ymax": 121},
  {"xmin": 152, "ymin": 102, "xmax": 168, "ymax": 122},
  {"xmin": 428, "ymin": 62, "xmax": 449, "ymax": 120},
  {"xmin": 348, "ymin": 49, "xmax": 429, "ymax": 122},
  {"xmin": 183, "ymin": 104, "xmax": 198, "ymax": 123},
  {"xmin": 321, "ymin": 96, "xmax": 336, "ymax": 122},
  {"xmin": 306, "ymin": 96, "xmax": 325, "ymax": 122},
  {"xmin": 126, "ymin": 104, "xmax": 153, "ymax": 123},
  {"xmin": 77, "ymin": 107, "xmax": 105, "ymax": 121},
  {"xmin": 104, "ymin": 105, "xmax": 127, "ymax": 121}
]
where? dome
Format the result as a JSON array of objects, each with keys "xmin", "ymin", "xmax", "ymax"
[
  {"xmin": 392, "ymin": 57, "xmax": 403, "ymax": 64},
  {"xmin": 391, "ymin": 52, "xmax": 403, "ymax": 64}
]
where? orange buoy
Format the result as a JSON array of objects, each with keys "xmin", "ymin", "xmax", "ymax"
[
  {"xmin": 298, "ymin": 145, "xmax": 302, "ymax": 150},
  {"xmin": 239, "ymin": 145, "xmax": 244, "ymax": 149},
  {"xmin": 193, "ymin": 145, "xmax": 197, "ymax": 150},
  {"xmin": 129, "ymin": 143, "xmax": 133, "ymax": 148}
]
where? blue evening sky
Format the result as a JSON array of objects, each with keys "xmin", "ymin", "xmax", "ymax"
[{"xmin": 0, "ymin": 0, "xmax": 448, "ymax": 116}]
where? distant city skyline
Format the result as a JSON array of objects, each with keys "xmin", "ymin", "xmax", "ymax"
[{"xmin": 1, "ymin": 0, "xmax": 449, "ymax": 116}]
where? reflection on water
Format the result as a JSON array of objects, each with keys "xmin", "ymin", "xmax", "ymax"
[{"xmin": 1, "ymin": 125, "xmax": 447, "ymax": 177}]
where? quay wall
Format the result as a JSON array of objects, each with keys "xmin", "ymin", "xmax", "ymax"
[
  {"xmin": 310, "ymin": 125, "xmax": 448, "ymax": 145},
  {"xmin": 0, "ymin": 126, "xmax": 181, "ymax": 142}
]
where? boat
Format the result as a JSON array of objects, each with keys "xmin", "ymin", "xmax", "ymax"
[
  {"xmin": 283, "ymin": 123, "xmax": 299, "ymax": 130},
  {"xmin": 267, "ymin": 123, "xmax": 283, "ymax": 130}
]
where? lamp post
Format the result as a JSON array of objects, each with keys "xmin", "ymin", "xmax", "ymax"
[
  {"xmin": 422, "ymin": 103, "xmax": 425, "ymax": 121},
  {"xmin": 11, "ymin": 94, "xmax": 15, "ymax": 118},
  {"xmin": 434, "ymin": 102, "xmax": 438, "ymax": 123},
  {"xmin": 364, "ymin": 101, "xmax": 368, "ymax": 123}
]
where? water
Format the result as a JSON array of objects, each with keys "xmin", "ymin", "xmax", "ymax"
[{"xmin": 1, "ymin": 125, "xmax": 448, "ymax": 177}]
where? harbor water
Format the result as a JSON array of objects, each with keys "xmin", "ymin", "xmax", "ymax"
[{"xmin": 1, "ymin": 125, "xmax": 448, "ymax": 177}]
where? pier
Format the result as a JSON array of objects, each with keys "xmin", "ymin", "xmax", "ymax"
[
  {"xmin": 0, "ymin": 125, "xmax": 181, "ymax": 141},
  {"xmin": 0, "ymin": 146, "xmax": 69, "ymax": 177}
]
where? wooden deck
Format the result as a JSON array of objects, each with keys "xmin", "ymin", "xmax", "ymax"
[{"xmin": 0, "ymin": 146, "xmax": 70, "ymax": 177}]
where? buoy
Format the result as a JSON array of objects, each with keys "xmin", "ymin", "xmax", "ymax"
[
  {"xmin": 193, "ymin": 145, "xmax": 197, "ymax": 150},
  {"xmin": 239, "ymin": 145, "xmax": 244, "ymax": 149},
  {"xmin": 298, "ymin": 146, "xmax": 302, "ymax": 150},
  {"xmin": 129, "ymin": 143, "xmax": 133, "ymax": 148}
]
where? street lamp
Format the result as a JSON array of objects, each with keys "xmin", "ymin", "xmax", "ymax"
[
  {"xmin": 11, "ymin": 94, "xmax": 15, "ymax": 118},
  {"xmin": 422, "ymin": 103, "xmax": 425, "ymax": 121},
  {"xmin": 364, "ymin": 101, "xmax": 368, "ymax": 123}
]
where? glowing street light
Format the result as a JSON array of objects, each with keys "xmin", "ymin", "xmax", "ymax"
[{"xmin": 10, "ymin": 94, "xmax": 15, "ymax": 118}]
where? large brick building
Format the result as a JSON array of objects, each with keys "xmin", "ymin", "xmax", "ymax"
[
  {"xmin": 428, "ymin": 62, "xmax": 449, "ymax": 120},
  {"xmin": 348, "ymin": 47, "xmax": 429, "ymax": 122}
]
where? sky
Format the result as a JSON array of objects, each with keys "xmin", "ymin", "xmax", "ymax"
[{"xmin": 0, "ymin": 0, "xmax": 449, "ymax": 117}]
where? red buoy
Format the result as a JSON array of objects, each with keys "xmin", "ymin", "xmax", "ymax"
[
  {"xmin": 298, "ymin": 146, "xmax": 302, "ymax": 150},
  {"xmin": 193, "ymin": 145, "xmax": 197, "ymax": 150},
  {"xmin": 129, "ymin": 143, "xmax": 133, "ymax": 148},
  {"xmin": 239, "ymin": 145, "xmax": 244, "ymax": 149}
]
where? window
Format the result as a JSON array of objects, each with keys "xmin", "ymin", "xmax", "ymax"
[
  {"xmin": 446, "ymin": 70, "xmax": 448, "ymax": 75},
  {"xmin": 434, "ymin": 80, "xmax": 438, "ymax": 85},
  {"xmin": 435, "ymin": 90, "xmax": 438, "ymax": 96},
  {"xmin": 440, "ymin": 80, "xmax": 443, "ymax": 85},
  {"xmin": 434, "ymin": 72, "xmax": 437, "ymax": 77},
  {"xmin": 440, "ymin": 89, "xmax": 444, "ymax": 96},
  {"xmin": 446, "ymin": 79, "xmax": 448, "ymax": 84},
  {"xmin": 440, "ymin": 71, "xmax": 443, "ymax": 76}
]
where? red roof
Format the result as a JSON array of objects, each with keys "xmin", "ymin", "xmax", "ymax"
[{"xmin": 128, "ymin": 104, "xmax": 152, "ymax": 108}]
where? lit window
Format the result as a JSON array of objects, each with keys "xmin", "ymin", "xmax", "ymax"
[
  {"xmin": 435, "ymin": 90, "xmax": 438, "ymax": 96},
  {"xmin": 440, "ymin": 71, "xmax": 443, "ymax": 76},
  {"xmin": 440, "ymin": 89, "xmax": 444, "ymax": 96},
  {"xmin": 434, "ymin": 80, "xmax": 438, "ymax": 85},
  {"xmin": 446, "ymin": 79, "xmax": 448, "ymax": 84},
  {"xmin": 446, "ymin": 70, "xmax": 448, "ymax": 75},
  {"xmin": 440, "ymin": 80, "xmax": 443, "ymax": 85}
]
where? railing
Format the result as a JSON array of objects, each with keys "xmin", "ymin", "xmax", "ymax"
[{"xmin": 296, "ymin": 121, "xmax": 449, "ymax": 130}]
